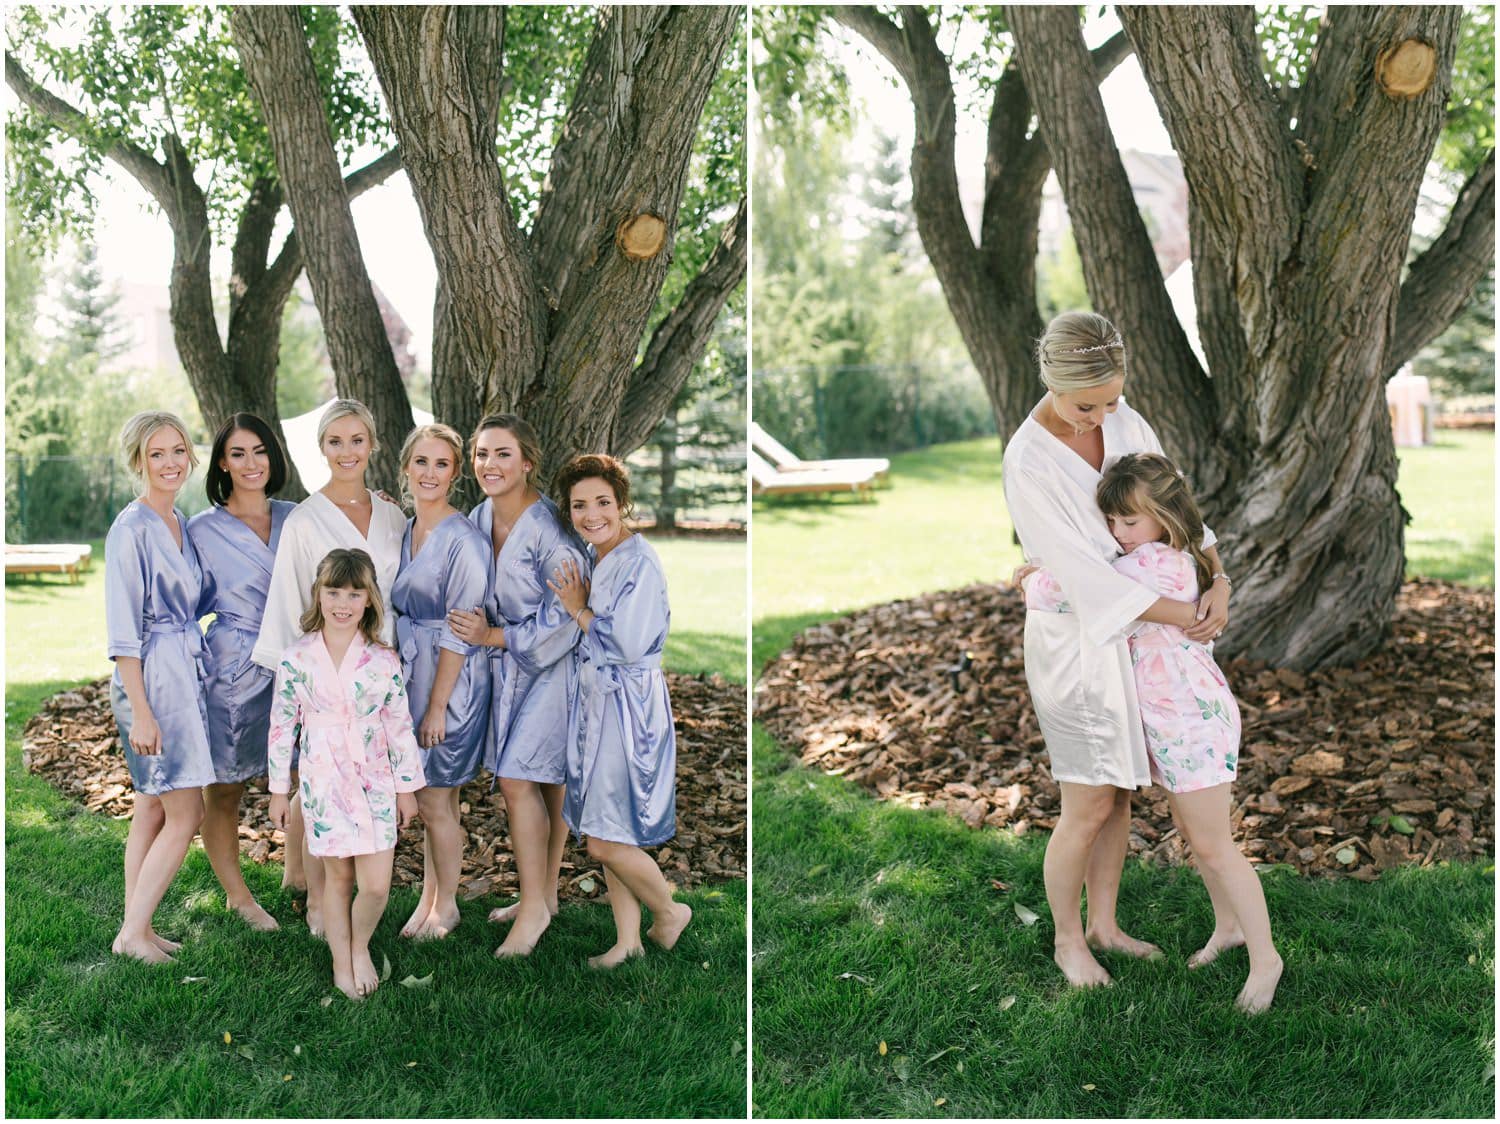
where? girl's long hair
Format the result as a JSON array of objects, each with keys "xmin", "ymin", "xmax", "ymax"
[
  {"xmin": 299, "ymin": 548, "xmax": 386, "ymax": 646},
  {"xmin": 1097, "ymin": 453, "xmax": 1214, "ymax": 591}
]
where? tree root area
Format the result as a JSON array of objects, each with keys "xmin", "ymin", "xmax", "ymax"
[
  {"xmin": 22, "ymin": 673, "xmax": 746, "ymax": 901},
  {"xmin": 755, "ymin": 579, "xmax": 1493, "ymax": 879}
]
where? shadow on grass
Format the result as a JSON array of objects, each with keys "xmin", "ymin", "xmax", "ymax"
[
  {"xmin": 1407, "ymin": 533, "xmax": 1496, "ymax": 586},
  {"xmin": 666, "ymin": 629, "xmax": 748, "ymax": 683}
]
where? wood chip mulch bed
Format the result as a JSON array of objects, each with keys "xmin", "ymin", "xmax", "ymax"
[
  {"xmin": 22, "ymin": 673, "xmax": 746, "ymax": 902},
  {"xmin": 756, "ymin": 579, "xmax": 1493, "ymax": 880}
]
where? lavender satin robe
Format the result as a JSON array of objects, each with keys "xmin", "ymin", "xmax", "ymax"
[
  {"xmin": 468, "ymin": 496, "xmax": 587, "ymax": 784},
  {"xmin": 188, "ymin": 501, "xmax": 296, "ymax": 783},
  {"xmin": 105, "ymin": 501, "xmax": 216, "ymax": 796},
  {"xmin": 564, "ymin": 534, "xmax": 677, "ymax": 847},
  {"xmin": 392, "ymin": 514, "xmax": 492, "ymax": 787}
]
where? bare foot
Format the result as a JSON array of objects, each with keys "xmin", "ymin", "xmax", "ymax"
[
  {"xmin": 352, "ymin": 949, "xmax": 380, "ymax": 997},
  {"xmin": 333, "ymin": 969, "xmax": 362, "ymax": 1001},
  {"xmin": 646, "ymin": 903, "xmax": 693, "ymax": 951},
  {"xmin": 148, "ymin": 929, "xmax": 182, "ymax": 954},
  {"xmin": 493, "ymin": 906, "xmax": 551, "ymax": 958},
  {"xmin": 113, "ymin": 933, "xmax": 174, "ymax": 965},
  {"xmin": 229, "ymin": 898, "xmax": 280, "ymax": 932},
  {"xmin": 281, "ymin": 872, "xmax": 306, "ymax": 894},
  {"xmin": 306, "ymin": 904, "xmax": 325, "ymax": 940},
  {"xmin": 488, "ymin": 899, "xmax": 558, "ymax": 924},
  {"xmin": 587, "ymin": 942, "xmax": 645, "ymax": 970},
  {"xmin": 1235, "ymin": 955, "xmax": 1284, "ymax": 1015},
  {"xmin": 1086, "ymin": 926, "xmax": 1162, "ymax": 960},
  {"xmin": 1188, "ymin": 929, "xmax": 1245, "ymax": 970},
  {"xmin": 414, "ymin": 906, "xmax": 461, "ymax": 941},
  {"xmin": 1054, "ymin": 941, "xmax": 1112, "ymax": 988},
  {"xmin": 400, "ymin": 898, "xmax": 436, "ymax": 938}
]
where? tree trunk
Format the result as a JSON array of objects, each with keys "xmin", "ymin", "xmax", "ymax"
[
  {"xmin": 1011, "ymin": 5, "xmax": 1462, "ymax": 668},
  {"xmin": 232, "ymin": 6, "xmax": 413, "ymax": 494}
]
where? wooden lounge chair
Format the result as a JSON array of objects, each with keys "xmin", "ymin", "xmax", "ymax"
[
  {"xmin": 5, "ymin": 543, "xmax": 92, "ymax": 583},
  {"xmin": 750, "ymin": 450, "xmax": 877, "ymax": 500},
  {"xmin": 749, "ymin": 422, "xmax": 891, "ymax": 485}
]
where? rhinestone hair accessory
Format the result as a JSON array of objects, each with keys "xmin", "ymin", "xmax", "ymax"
[{"xmin": 1058, "ymin": 338, "xmax": 1123, "ymax": 355}]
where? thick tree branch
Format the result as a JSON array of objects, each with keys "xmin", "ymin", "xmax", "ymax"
[
  {"xmin": 530, "ymin": 5, "xmax": 673, "ymax": 300},
  {"xmin": 612, "ymin": 196, "xmax": 747, "ymax": 457},
  {"xmin": 1008, "ymin": 5, "xmax": 1212, "ymax": 459},
  {"xmin": 1387, "ymin": 149, "xmax": 1496, "ymax": 377}
]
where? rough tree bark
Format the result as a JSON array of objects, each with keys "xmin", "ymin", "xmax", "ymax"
[
  {"xmin": 231, "ymin": 5, "xmax": 413, "ymax": 492},
  {"xmin": 831, "ymin": 6, "xmax": 1133, "ymax": 444},
  {"xmin": 4, "ymin": 52, "xmax": 403, "ymax": 501},
  {"xmin": 1009, "ymin": 5, "xmax": 1483, "ymax": 669},
  {"xmin": 345, "ymin": 4, "xmax": 745, "ymax": 492}
]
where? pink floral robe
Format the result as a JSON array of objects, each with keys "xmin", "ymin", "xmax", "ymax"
[
  {"xmin": 1028, "ymin": 542, "xmax": 1240, "ymax": 793},
  {"xmin": 268, "ymin": 631, "xmax": 426, "ymax": 857}
]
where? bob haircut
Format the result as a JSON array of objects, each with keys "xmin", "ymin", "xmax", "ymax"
[
  {"xmin": 119, "ymin": 410, "xmax": 199, "ymax": 490},
  {"xmin": 554, "ymin": 453, "xmax": 637, "ymax": 524},
  {"xmin": 298, "ymin": 548, "xmax": 387, "ymax": 646},
  {"xmin": 205, "ymin": 412, "xmax": 290, "ymax": 506}
]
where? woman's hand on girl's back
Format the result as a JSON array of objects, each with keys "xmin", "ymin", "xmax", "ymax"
[
  {"xmin": 1009, "ymin": 563, "xmax": 1039, "ymax": 590},
  {"xmin": 1186, "ymin": 579, "xmax": 1230, "ymax": 642}
]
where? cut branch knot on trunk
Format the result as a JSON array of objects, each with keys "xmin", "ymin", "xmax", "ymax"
[
  {"xmin": 616, "ymin": 212, "xmax": 668, "ymax": 260},
  {"xmin": 1377, "ymin": 38, "xmax": 1438, "ymax": 99}
]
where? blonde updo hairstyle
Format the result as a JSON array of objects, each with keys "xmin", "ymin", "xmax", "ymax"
[
  {"xmin": 1037, "ymin": 310, "xmax": 1127, "ymax": 393},
  {"xmin": 119, "ymin": 410, "xmax": 199, "ymax": 490},
  {"xmin": 316, "ymin": 398, "xmax": 379, "ymax": 455},
  {"xmin": 397, "ymin": 422, "xmax": 466, "ymax": 507},
  {"xmin": 469, "ymin": 412, "xmax": 543, "ymax": 487}
]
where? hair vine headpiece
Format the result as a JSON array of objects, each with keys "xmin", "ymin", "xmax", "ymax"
[{"xmin": 1057, "ymin": 338, "xmax": 1123, "ymax": 355}]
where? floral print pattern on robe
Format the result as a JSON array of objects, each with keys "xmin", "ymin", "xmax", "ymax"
[
  {"xmin": 1111, "ymin": 542, "xmax": 1241, "ymax": 793},
  {"xmin": 268, "ymin": 631, "xmax": 425, "ymax": 857}
]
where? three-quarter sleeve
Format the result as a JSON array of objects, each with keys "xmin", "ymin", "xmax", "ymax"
[
  {"xmin": 1006, "ymin": 464, "xmax": 1156, "ymax": 648},
  {"xmin": 253, "ymin": 522, "xmax": 311, "ymax": 670},
  {"xmin": 1109, "ymin": 542, "xmax": 1196, "ymax": 602},
  {"xmin": 506, "ymin": 538, "xmax": 586, "ymax": 675},
  {"xmin": 266, "ymin": 657, "xmax": 302, "ymax": 795},
  {"xmin": 587, "ymin": 551, "xmax": 669, "ymax": 665},
  {"xmin": 380, "ymin": 660, "xmax": 426, "ymax": 793},
  {"xmin": 438, "ymin": 534, "xmax": 490, "ymax": 658},
  {"xmin": 105, "ymin": 519, "xmax": 148, "ymax": 661}
]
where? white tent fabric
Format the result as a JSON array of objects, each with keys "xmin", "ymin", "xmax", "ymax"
[
  {"xmin": 280, "ymin": 398, "xmax": 433, "ymax": 491},
  {"xmin": 1163, "ymin": 260, "xmax": 1207, "ymax": 370}
]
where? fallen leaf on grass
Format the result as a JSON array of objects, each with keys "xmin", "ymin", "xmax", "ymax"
[
  {"xmin": 399, "ymin": 973, "xmax": 434, "ymax": 989},
  {"xmin": 934, "ymin": 1098, "xmax": 947, "ymax": 1106},
  {"xmin": 925, "ymin": 1046, "xmax": 958, "ymax": 1064},
  {"xmin": 892, "ymin": 1055, "xmax": 912, "ymax": 1081},
  {"xmin": 702, "ymin": 961, "xmax": 711, "ymax": 970},
  {"xmin": 293, "ymin": 1045, "xmax": 302, "ymax": 1056},
  {"xmin": 966, "ymin": 983, "xmax": 980, "ymax": 993},
  {"xmin": 704, "ymin": 890, "xmax": 724, "ymax": 899},
  {"xmin": 1388, "ymin": 814, "xmax": 1416, "ymax": 836},
  {"xmin": 578, "ymin": 876, "xmax": 597, "ymax": 894},
  {"xmin": 1335, "ymin": 846, "xmax": 1357, "ymax": 865},
  {"xmin": 319, "ymin": 996, "xmax": 333, "ymax": 1007},
  {"xmin": 806, "ymin": 864, "xmax": 830, "ymax": 878},
  {"xmin": 1013, "ymin": 902, "xmax": 1039, "ymax": 926},
  {"xmin": 222, "ymin": 1032, "xmax": 232, "ymax": 1044},
  {"xmin": 283, "ymin": 1075, "xmax": 293, "ymax": 1082},
  {"xmin": 180, "ymin": 976, "xmax": 208, "ymax": 984},
  {"xmin": 237, "ymin": 1045, "xmax": 255, "ymax": 1060},
  {"xmin": 381, "ymin": 953, "xmax": 392, "ymax": 982},
  {"xmin": 838, "ymin": 972, "xmax": 872, "ymax": 985},
  {"xmin": 406, "ymin": 1061, "xmax": 418, "ymax": 1068},
  {"xmin": 998, "ymin": 995, "xmax": 1017, "ymax": 1011},
  {"xmin": 990, "ymin": 879, "xmax": 1010, "ymax": 892},
  {"xmin": 878, "ymin": 1041, "xmax": 887, "ymax": 1056},
  {"xmin": 956, "ymin": 1061, "xmax": 965, "ymax": 1074},
  {"xmin": 1083, "ymin": 1083, "xmax": 1097, "ymax": 1092}
]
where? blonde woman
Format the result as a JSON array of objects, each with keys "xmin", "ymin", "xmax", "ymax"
[
  {"xmin": 390, "ymin": 424, "xmax": 491, "ymax": 939},
  {"xmin": 1002, "ymin": 310, "xmax": 1231, "ymax": 989},
  {"xmin": 105, "ymin": 410, "xmax": 214, "ymax": 962},
  {"xmin": 251, "ymin": 399, "xmax": 406, "ymax": 933}
]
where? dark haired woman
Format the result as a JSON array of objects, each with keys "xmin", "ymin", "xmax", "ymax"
[
  {"xmin": 549, "ymin": 454, "xmax": 692, "ymax": 968},
  {"xmin": 187, "ymin": 412, "xmax": 295, "ymax": 931},
  {"xmin": 446, "ymin": 413, "xmax": 587, "ymax": 958}
]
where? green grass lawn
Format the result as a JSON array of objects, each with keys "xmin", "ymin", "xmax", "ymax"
[
  {"xmin": 752, "ymin": 432, "xmax": 1495, "ymax": 1118},
  {"xmin": 5, "ymin": 538, "xmax": 747, "ymax": 1117}
]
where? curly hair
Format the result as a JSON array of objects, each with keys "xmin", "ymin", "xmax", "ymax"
[{"xmin": 553, "ymin": 453, "xmax": 636, "ymax": 524}]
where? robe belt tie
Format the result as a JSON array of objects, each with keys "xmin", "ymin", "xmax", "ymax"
[
  {"xmin": 396, "ymin": 616, "xmax": 448, "ymax": 665},
  {"xmin": 208, "ymin": 609, "xmax": 262, "ymax": 632},
  {"xmin": 144, "ymin": 619, "xmax": 209, "ymax": 678}
]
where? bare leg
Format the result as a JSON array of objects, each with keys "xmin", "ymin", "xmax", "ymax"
[
  {"xmin": 405, "ymin": 787, "xmax": 464, "ymax": 939},
  {"xmin": 123, "ymin": 794, "xmax": 177, "ymax": 952},
  {"xmin": 488, "ymin": 782, "xmax": 565, "ymax": 924},
  {"xmin": 587, "ymin": 867, "xmax": 645, "ymax": 969},
  {"xmin": 494, "ymin": 778, "xmax": 554, "ymax": 957},
  {"xmin": 1171, "ymin": 798, "xmax": 1244, "ymax": 968},
  {"xmin": 350, "ymin": 850, "xmax": 393, "ymax": 996},
  {"xmin": 589, "ymin": 837, "xmax": 692, "ymax": 951},
  {"xmin": 113, "ymin": 788, "xmax": 203, "ymax": 964},
  {"xmin": 201, "ymin": 783, "xmax": 278, "ymax": 930},
  {"xmin": 303, "ymin": 828, "xmax": 326, "ymax": 938},
  {"xmin": 322, "ymin": 857, "xmax": 358, "ymax": 1000},
  {"xmin": 400, "ymin": 826, "xmax": 439, "ymax": 937},
  {"xmin": 1043, "ymin": 783, "xmax": 1120, "ymax": 987},
  {"xmin": 1084, "ymin": 789, "xmax": 1160, "ymax": 958},
  {"xmin": 1169, "ymin": 785, "xmax": 1282, "ymax": 1014},
  {"xmin": 282, "ymin": 774, "xmax": 306, "ymax": 891}
]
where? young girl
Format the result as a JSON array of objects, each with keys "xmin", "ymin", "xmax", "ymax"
[
  {"xmin": 267, "ymin": 549, "xmax": 425, "ymax": 1000},
  {"xmin": 548, "ymin": 454, "xmax": 692, "ymax": 969},
  {"xmin": 1093, "ymin": 452, "xmax": 1282, "ymax": 1014}
]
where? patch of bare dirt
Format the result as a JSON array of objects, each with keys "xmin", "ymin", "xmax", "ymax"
[
  {"xmin": 23, "ymin": 673, "xmax": 746, "ymax": 901},
  {"xmin": 755, "ymin": 580, "xmax": 1493, "ymax": 879}
]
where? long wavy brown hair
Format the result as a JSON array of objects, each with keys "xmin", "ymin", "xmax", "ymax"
[{"xmin": 1097, "ymin": 453, "xmax": 1214, "ymax": 591}]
